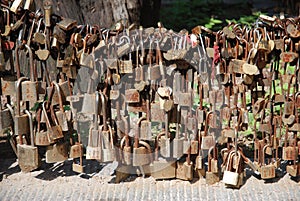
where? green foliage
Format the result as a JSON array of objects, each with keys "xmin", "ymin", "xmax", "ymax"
[
  {"xmin": 160, "ymin": 0, "xmax": 223, "ymax": 31},
  {"xmin": 160, "ymin": 0, "xmax": 261, "ymax": 32}
]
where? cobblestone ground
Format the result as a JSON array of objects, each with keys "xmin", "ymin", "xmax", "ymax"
[{"xmin": 0, "ymin": 157, "xmax": 299, "ymax": 201}]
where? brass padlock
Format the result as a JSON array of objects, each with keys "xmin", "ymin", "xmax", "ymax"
[
  {"xmin": 260, "ymin": 145, "xmax": 276, "ymax": 179},
  {"xmin": 119, "ymin": 59, "xmax": 133, "ymax": 74},
  {"xmin": 35, "ymin": 108, "xmax": 50, "ymax": 146},
  {"xmin": 132, "ymin": 117, "xmax": 151, "ymax": 166},
  {"xmin": 43, "ymin": 1, "xmax": 52, "ymax": 27},
  {"xmin": 42, "ymin": 101, "xmax": 64, "ymax": 142},
  {"xmin": 17, "ymin": 110, "xmax": 41, "ymax": 172},
  {"xmin": 56, "ymin": 18, "xmax": 77, "ymax": 31},
  {"xmin": 201, "ymin": 112, "xmax": 215, "ymax": 150},
  {"xmin": 69, "ymin": 143, "xmax": 83, "ymax": 159}
]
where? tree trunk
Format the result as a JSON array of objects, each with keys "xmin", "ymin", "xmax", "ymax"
[{"xmin": 34, "ymin": 0, "xmax": 160, "ymax": 28}]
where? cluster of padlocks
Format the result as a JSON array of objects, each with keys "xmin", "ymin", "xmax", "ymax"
[{"xmin": 1, "ymin": 1, "xmax": 300, "ymax": 187}]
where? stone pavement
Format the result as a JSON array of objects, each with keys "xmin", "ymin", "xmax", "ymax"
[{"xmin": 0, "ymin": 157, "xmax": 299, "ymax": 201}]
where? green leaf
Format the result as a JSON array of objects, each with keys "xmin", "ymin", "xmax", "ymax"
[
  {"xmin": 64, "ymin": 105, "xmax": 71, "ymax": 111},
  {"xmin": 30, "ymin": 102, "xmax": 41, "ymax": 111},
  {"xmin": 211, "ymin": 18, "xmax": 222, "ymax": 24}
]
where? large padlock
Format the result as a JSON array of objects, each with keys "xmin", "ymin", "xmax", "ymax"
[
  {"xmin": 86, "ymin": 126, "xmax": 102, "ymax": 160},
  {"xmin": 132, "ymin": 140, "xmax": 151, "ymax": 167},
  {"xmin": 119, "ymin": 59, "xmax": 133, "ymax": 74},
  {"xmin": 86, "ymin": 91, "xmax": 102, "ymax": 160},
  {"xmin": 179, "ymin": 91, "xmax": 192, "ymax": 107},
  {"xmin": 14, "ymin": 77, "xmax": 30, "ymax": 137},
  {"xmin": 21, "ymin": 44, "xmax": 38, "ymax": 104},
  {"xmin": 176, "ymin": 140, "xmax": 193, "ymax": 181},
  {"xmin": 150, "ymin": 129, "xmax": 176, "ymax": 179},
  {"xmin": 101, "ymin": 126, "xmax": 116, "ymax": 163},
  {"xmin": 132, "ymin": 112, "xmax": 152, "ymax": 166},
  {"xmin": 52, "ymin": 81, "xmax": 68, "ymax": 131},
  {"xmin": 17, "ymin": 110, "xmax": 41, "ymax": 172}
]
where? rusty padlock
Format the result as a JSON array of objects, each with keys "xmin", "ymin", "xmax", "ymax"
[
  {"xmin": 150, "ymin": 132, "xmax": 176, "ymax": 180},
  {"xmin": 42, "ymin": 101, "xmax": 64, "ymax": 142},
  {"xmin": 17, "ymin": 110, "xmax": 40, "ymax": 172},
  {"xmin": 14, "ymin": 77, "xmax": 30, "ymax": 138}
]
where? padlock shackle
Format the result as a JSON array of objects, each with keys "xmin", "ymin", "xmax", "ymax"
[
  {"xmin": 99, "ymin": 91, "xmax": 108, "ymax": 131},
  {"xmin": 24, "ymin": 109, "xmax": 34, "ymax": 147},
  {"xmin": 100, "ymin": 124, "xmax": 114, "ymax": 150},
  {"xmin": 52, "ymin": 81, "xmax": 65, "ymax": 112},
  {"xmin": 135, "ymin": 116, "xmax": 146, "ymax": 148},
  {"xmin": 24, "ymin": 44, "xmax": 35, "ymax": 82},
  {"xmin": 16, "ymin": 77, "xmax": 27, "ymax": 116},
  {"xmin": 42, "ymin": 101, "xmax": 52, "ymax": 129},
  {"xmin": 138, "ymin": 140, "xmax": 153, "ymax": 163},
  {"xmin": 94, "ymin": 91, "xmax": 99, "ymax": 129}
]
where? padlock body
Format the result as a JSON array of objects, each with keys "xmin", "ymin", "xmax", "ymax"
[
  {"xmin": 35, "ymin": 130, "xmax": 50, "ymax": 146},
  {"xmin": 122, "ymin": 146, "xmax": 132, "ymax": 165},
  {"xmin": 48, "ymin": 125, "xmax": 64, "ymax": 141},
  {"xmin": 56, "ymin": 110, "xmax": 68, "ymax": 131},
  {"xmin": 176, "ymin": 161, "xmax": 193, "ymax": 181},
  {"xmin": 173, "ymin": 138, "xmax": 184, "ymax": 158},
  {"xmin": 81, "ymin": 93, "xmax": 96, "ymax": 114},
  {"xmin": 17, "ymin": 144, "xmax": 40, "ymax": 172},
  {"xmin": 160, "ymin": 136, "xmax": 171, "ymax": 158},
  {"xmin": 132, "ymin": 147, "xmax": 149, "ymax": 166},
  {"xmin": 0, "ymin": 109, "xmax": 13, "ymax": 131},
  {"xmin": 15, "ymin": 115, "xmax": 30, "ymax": 136},
  {"xmin": 150, "ymin": 160, "xmax": 176, "ymax": 180},
  {"xmin": 69, "ymin": 144, "xmax": 82, "ymax": 158},
  {"xmin": 260, "ymin": 164, "xmax": 276, "ymax": 179},
  {"xmin": 46, "ymin": 142, "xmax": 68, "ymax": 163},
  {"xmin": 21, "ymin": 81, "xmax": 38, "ymax": 102}
]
